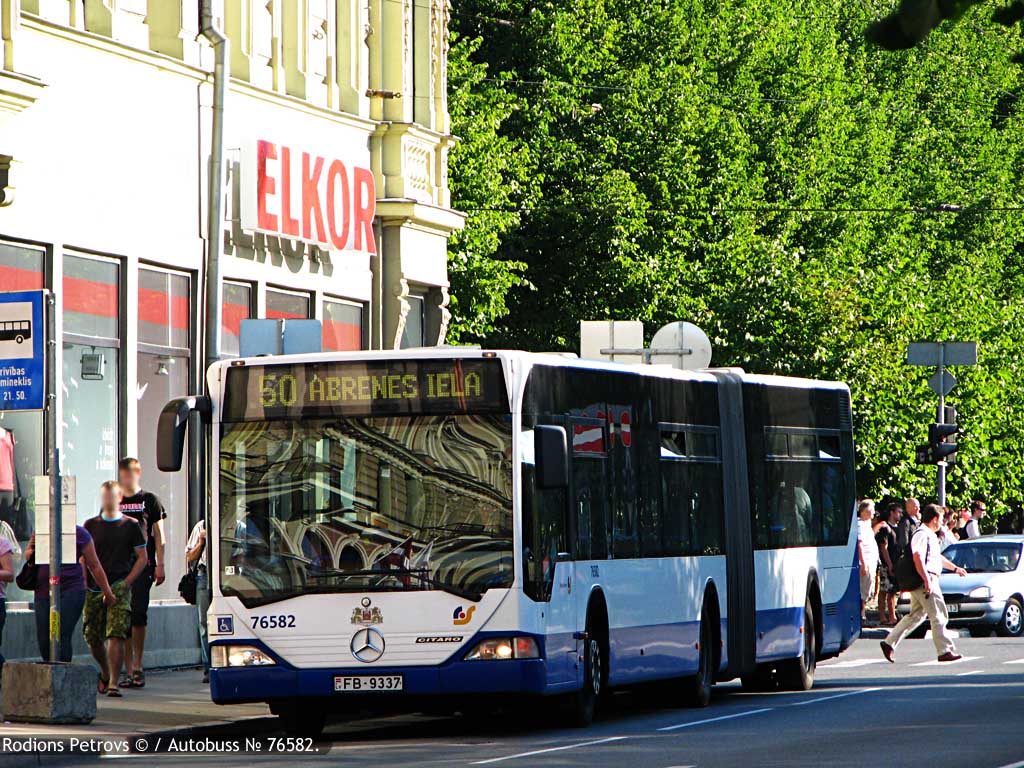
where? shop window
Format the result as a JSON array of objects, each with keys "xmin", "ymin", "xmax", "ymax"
[
  {"xmin": 137, "ymin": 266, "xmax": 191, "ymax": 602},
  {"xmin": 63, "ymin": 254, "xmax": 120, "ymax": 519},
  {"xmin": 139, "ymin": 268, "xmax": 189, "ymax": 349},
  {"xmin": 400, "ymin": 293, "xmax": 425, "ymax": 348},
  {"xmin": 0, "ymin": 242, "xmax": 46, "ymax": 601},
  {"xmin": 266, "ymin": 288, "xmax": 310, "ymax": 320},
  {"xmin": 0, "ymin": 242, "xmax": 44, "ymax": 290},
  {"xmin": 322, "ymin": 298, "xmax": 363, "ymax": 352},
  {"xmin": 64, "ymin": 254, "xmax": 118, "ymax": 339},
  {"xmin": 222, "ymin": 281, "xmax": 252, "ymax": 358}
]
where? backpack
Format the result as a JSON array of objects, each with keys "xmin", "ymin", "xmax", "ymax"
[{"xmin": 895, "ymin": 532, "xmax": 931, "ymax": 591}]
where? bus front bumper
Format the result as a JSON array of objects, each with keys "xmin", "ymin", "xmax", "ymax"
[{"xmin": 210, "ymin": 650, "xmax": 549, "ymax": 705}]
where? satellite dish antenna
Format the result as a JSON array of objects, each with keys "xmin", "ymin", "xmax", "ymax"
[{"xmin": 649, "ymin": 321, "xmax": 712, "ymax": 370}]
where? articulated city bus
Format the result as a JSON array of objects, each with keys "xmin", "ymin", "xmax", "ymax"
[{"xmin": 157, "ymin": 349, "xmax": 860, "ymax": 737}]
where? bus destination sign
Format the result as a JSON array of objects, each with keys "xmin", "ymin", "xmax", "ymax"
[{"xmin": 223, "ymin": 358, "xmax": 508, "ymax": 421}]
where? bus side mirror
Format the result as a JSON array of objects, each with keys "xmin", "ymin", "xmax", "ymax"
[
  {"xmin": 157, "ymin": 396, "xmax": 211, "ymax": 472},
  {"xmin": 535, "ymin": 425, "xmax": 568, "ymax": 490}
]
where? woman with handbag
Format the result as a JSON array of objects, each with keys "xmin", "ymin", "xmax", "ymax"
[
  {"xmin": 23, "ymin": 527, "xmax": 116, "ymax": 662},
  {"xmin": 0, "ymin": 530, "xmax": 15, "ymax": 666},
  {"xmin": 183, "ymin": 518, "xmax": 209, "ymax": 682}
]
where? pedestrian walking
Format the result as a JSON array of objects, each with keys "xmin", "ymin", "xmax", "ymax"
[
  {"xmin": 896, "ymin": 497, "xmax": 921, "ymax": 552},
  {"xmin": 875, "ymin": 503, "xmax": 901, "ymax": 627},
  {"xmin": 880, "ymin": 504, "xmax": 968, "ymax": 664},
  {"xmin": 964, "ymin": 500, "xmax": 987, "ymax": 539},
  {"xmin": 117, "ymin": 457, "xmax": 167, "ymax": 689},
  {"xmin": 26, "ymin": 526, "xmax": 115, "ymax": 662},
  {"xmin": 84, "ymin": 481, "xmax": 147, "ymax": 697},
  {"xmin": 857, "ymin": 500, "xmax": 879, "ymax": 622},
  {"xmin": 184, "ymin": 518, "xmax": 210, "ymax": 683}
]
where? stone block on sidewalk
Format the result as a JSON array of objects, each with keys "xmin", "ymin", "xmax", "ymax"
[{"xmin": 2, "ymin": 662, "xmax": 96, "ymax": 724}]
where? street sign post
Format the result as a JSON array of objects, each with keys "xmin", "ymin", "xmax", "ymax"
[
  {"xmin": 0, "ymin": 290, "xmax": 46, "ymax": 411},
  {"xmin": 907, "ymin": 341, "xmax": 977, "ymax": 506}
]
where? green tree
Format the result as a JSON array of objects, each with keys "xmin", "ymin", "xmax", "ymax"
[{"xmin": 447, "ymin": 0, "xmax": 1024, "ymax": 517}]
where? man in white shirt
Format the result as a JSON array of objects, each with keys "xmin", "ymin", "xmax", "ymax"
[
  {"xmin": 964, "ymin": 500, "xmax": 986, "ymax": 539},
  {"xmin": 857, "ymin": 499, "xmax": 879, "ymax": 621},
  {"xmin": 881, "ymin": 505, "xmax": 968, "ymax": 663}
]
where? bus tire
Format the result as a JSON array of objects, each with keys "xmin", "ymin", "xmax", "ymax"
[
  {"xmin": 778, "ymin": 599, "xmax": 816, "ymax": 691},
  {"xmin": 277, "ymin": 702, "xmax": 326, "ymax": 739},
  {"xmin": 565, "ymin": 610, "xmax": 605, "ymax": 727},
  {"xmin": 686, "ymin": 601, "xmax": 715, "ymax": 708},
  {"xmin": 14, "ymin": 335, "xmax": 23, "ymax": 344}
]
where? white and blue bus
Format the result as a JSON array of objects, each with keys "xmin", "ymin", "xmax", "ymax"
[{"xmin": 157, "ymin": 349, "xmax": 860, "ymax": 736}]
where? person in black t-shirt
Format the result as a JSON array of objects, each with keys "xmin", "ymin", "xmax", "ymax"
[
  {"xmin": 875, "ymin": 503, "xmax": 901, "ymax": 627},
  {"xmin": 83, "ymin": 481, "xmax": 147, "ymax": 697},
  {"xmin": 117, "ymin": 457, "xmax": 167, "ymax": 689}
]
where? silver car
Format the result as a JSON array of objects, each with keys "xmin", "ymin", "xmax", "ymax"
[{"xmin": 898, "ymin": 535, "xmax": 1024, "ymax": 637}]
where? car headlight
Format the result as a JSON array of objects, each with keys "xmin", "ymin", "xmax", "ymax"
[
  {"xmin": 211, "ymin": 645, "xmax": 277, "ymax": 668},
  {"xmin": 968, "ymin": 586, "xmax": 993, "ymax": 600},
  {"xmin": 464, "ymin": 637, "xmax": 540, "ymax": 661}
]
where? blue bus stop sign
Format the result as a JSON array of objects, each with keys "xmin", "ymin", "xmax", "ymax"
[{"xmin": 0, "ymin": 290, "xmax": 46, "ymax": 411}]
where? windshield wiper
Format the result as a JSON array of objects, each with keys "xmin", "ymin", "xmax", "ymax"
[
  {"xmin": 305, "ymin": 568, "xmax": 404, "ymax": 581},
  {"xmin": 383, "ymin": 568, "xmax": 483, "ymax": 602}
]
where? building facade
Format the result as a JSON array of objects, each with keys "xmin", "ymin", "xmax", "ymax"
[{"xmin": 0, "ymin": 0, "xmax": 461, "ymax": 658}]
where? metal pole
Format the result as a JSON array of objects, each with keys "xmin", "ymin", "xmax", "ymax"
[
  {"xmin": 937, "ymin": 344, "xmax": 946, "ymax": 507},
  {"xmin": 46, "ymin": 293, "xmax": 61, "ymax": 663}
]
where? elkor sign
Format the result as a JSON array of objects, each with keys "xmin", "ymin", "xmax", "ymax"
[{"xmin": 240, "ymin": 139, "xmax": 377, "ymax": 254}]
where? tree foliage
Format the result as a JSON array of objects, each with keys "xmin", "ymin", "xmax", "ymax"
[{"xmin": 446, "ymin": 0, "xmax": 1024, "ymax": 516}]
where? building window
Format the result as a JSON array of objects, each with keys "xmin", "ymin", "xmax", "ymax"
[
  {"xmin": 222, "ymin": 281, "xmax": 252, "ymax": 358},
  {"xmin": 322, "ymin": 298, "xmax": 363, "ymax": 352},
  {"xmin": 63, "ymin": 253, "xmax": 120, "ymax": 518},
  {"xmin": 400, "ymin": 293, "xmax": 425, "ymax": 348},
  {"xmin": 137, "ymin": 266, "xmax": 192, "ymax": 601},
  {"xmin": 0, "ymin": 242, "xmax": 45, "ymax": 289},
  {"xmin": 0, "ymin": 242, "xmax": 46, "ymax": 601},
  {"xmin": 266, "ymin": 288, "xmax": 310, "ymax": 320}
]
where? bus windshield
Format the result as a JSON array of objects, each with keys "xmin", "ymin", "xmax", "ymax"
[{"xmin": 217, "ymin": 358, "xmax": 513, "ymax": 608}]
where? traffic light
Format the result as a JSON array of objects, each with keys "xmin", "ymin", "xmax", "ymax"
[
  {"xmin": 866, "ymin": 0, "xmax": 985, "ymax": 51},
  {"xmin": 916, "ymin": 406, "xmax": 958, "ymax": 465}
]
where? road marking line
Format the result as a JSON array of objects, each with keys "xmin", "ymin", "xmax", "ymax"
[
  {"xmin": 785, "ymin": 688, "xmax": 880, "ymax": 706},
  {"xmin": 470, "ymin": 736, "xmax": 628, "ymax": 765},
  {"xmin": 956, "ymin": 670, "xmax": 984, "ymax": 676},
  {"xmin": 910, "ymin": 655, "xmax": 981, "ymax": 667},
  {"xmin": 994, "ymin": 761, "xmax": 1024, "ymax": 768},
  {"xmin": 1004, "ymin": 659, "xmax": 1024, "ymax": 665},
  {"xmin": 820, "ymin": 659, "xmax": 888, "ymax": 669},
  {"xmin": 657, "ymin": 708, "xmax": 773, "ymax": 732}
]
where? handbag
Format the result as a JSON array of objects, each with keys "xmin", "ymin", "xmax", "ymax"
[
  {"xmin": 15, "ymin": 555, "xmax": 37, "ymax": 591},
  {"xmin": 178, "ymin": 566, "xmax": 198, "ymax": 605}
]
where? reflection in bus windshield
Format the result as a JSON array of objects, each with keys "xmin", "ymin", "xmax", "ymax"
[{"xmin": 218, "ymin": 414, "xmax": 513, "ymax": 607}]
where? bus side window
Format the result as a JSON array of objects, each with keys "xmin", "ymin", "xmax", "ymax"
[{"xmin": 573, "ymin": 457, "xmax": 608, "ymax": 560}]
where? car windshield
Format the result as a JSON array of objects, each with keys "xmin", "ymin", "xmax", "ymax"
[
  {"xmin": 944, "ymin": 543, "xmax": 1022, "ymax": 573},
  {"xmin": 218, "ymin": 414, "xmax": 514, "ymax": 607}
]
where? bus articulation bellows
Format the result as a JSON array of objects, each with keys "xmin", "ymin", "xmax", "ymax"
[{"xmin": 158, "ymin": 349, "xmax": 861, "ymax": 737}]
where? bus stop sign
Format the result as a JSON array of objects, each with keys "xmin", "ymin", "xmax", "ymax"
[{"xmin": 0, "ymin": 290, "xmax": 46, "ymax": 411}]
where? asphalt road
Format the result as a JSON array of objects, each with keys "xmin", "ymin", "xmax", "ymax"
[{"xmin": 50, "ymin": 635, "xmax": 1024, "ymax": 767}]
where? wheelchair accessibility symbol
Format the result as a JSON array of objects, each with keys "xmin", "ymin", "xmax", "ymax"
[{"xmin": 216, "ymin": 616, "xmax": 234, "ymax": 635}]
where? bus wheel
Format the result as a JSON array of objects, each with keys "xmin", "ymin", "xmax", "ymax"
[
  {"xmin": 779, "ymin": 600, "xmax": 816, "ymax": 691},
  {"xmin": 565, "ymin": 616, "xmax": 604, "ymax": 727},
  {"xmin": 277, "ymin": 701, "xmax": 326, "ymax": 739},
  {"xmin": 687, "ymin": 608, "xmax": 714, "ymax": 708},
  {"xmin": 14, "ymin": 335, "xmax": 23, "ymax": 344}
]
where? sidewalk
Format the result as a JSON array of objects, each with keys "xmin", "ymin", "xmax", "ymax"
[{"xmin": 0, "ymin": 667, "xmax": 276, "ymax": 759}]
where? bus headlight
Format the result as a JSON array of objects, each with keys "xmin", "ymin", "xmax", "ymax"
[
  {"xmin": 968, "ymin": 586, "xmax": 993, "ymax": 600},
  {"xmin": 211, "ymin": 645, "xmax": 277, "ymax": 668},
  {"xmin": 464, "ymin": 637, "xmax": 540, "ymax": 661}
]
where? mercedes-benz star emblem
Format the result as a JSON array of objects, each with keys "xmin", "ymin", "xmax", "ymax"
[{"xmin": 350, "ymin": 627, "xmax": 385, "ymax": 663}]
